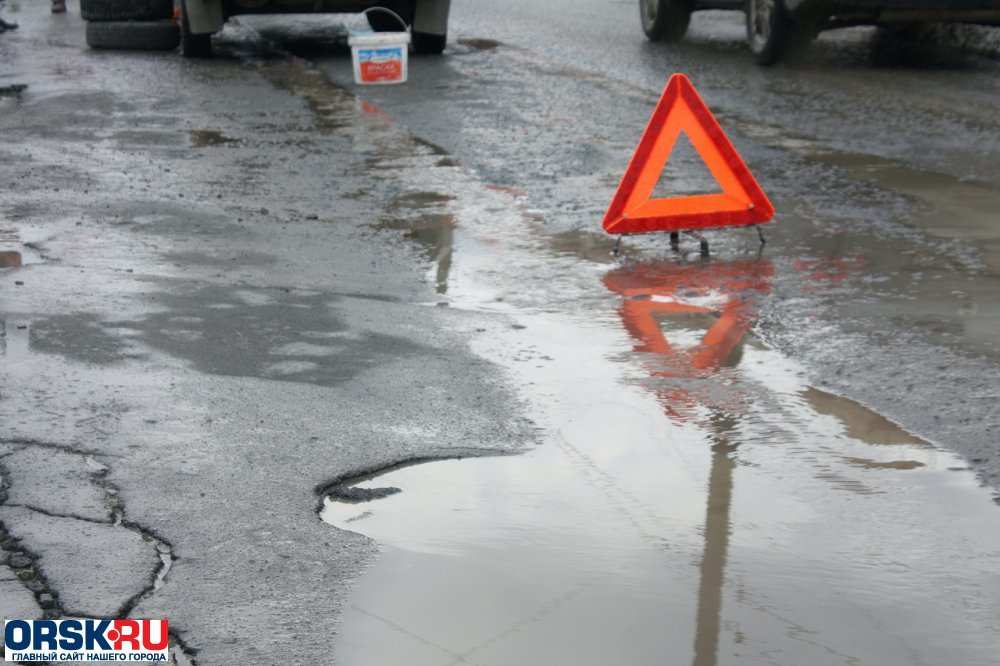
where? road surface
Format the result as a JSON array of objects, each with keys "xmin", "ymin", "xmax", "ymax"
[{"xmin": 1, "ymin": 1, "xmax": 999, "ymax": 664}]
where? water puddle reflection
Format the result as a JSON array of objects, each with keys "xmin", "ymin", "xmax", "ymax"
[
  {"xmin": 0, "ymin": 318, "xmax": 31, "ymax": 362},
  {"xmin": 809, "ymin": 150, "xmax": 1000, "ymax": 270},
  {"xmin": 323, "ymin": 257, "xmax": 1000, "ymax": 666},
  {"xmin": 0, "ymin": 250, "xmax": 22, "ymax": 268},
  {"xmin": 0, "ymin": 227, "xmax": 45, "ymax": 267},
  {"xmin": 375, "ymin": 190, "xmax": 456, "ymax": 295},
  {"xmin": 189, "ymin": 129, "xmax": 240, "ymax": 147}
]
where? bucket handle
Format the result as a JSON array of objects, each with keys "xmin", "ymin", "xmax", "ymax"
[{"xmin": 360, "ymin": 6, "xmax": 410, "ymax": 33}]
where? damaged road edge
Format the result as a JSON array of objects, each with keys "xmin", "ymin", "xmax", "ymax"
[{"xmin": 314, "ymin": 447, "xmax": 520, "ymax": 512}]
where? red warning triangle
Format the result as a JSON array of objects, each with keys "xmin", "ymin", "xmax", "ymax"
[{"xmin": 603, "ymin": 74, "xmax": 774, "ymax": 235}]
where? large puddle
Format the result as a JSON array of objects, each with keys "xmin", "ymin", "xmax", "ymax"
[{"xmin": 323, "ymin": 258, "xmax": 1000, "ymax": 666}]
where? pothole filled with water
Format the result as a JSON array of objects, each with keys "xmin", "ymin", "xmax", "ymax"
[{"xmin": 322, "ymin": 259, "xmax": 1000, "ymax": 666}]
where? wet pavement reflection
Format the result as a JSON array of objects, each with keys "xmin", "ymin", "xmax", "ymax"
[
  {"xmin": 603, "ymin": 259, "xmax": 772, "ymax": 419},
  {"xmin": 376, "ymin": 191, "xmax": 455, "ymax": 295},
  {"xmin": 0, "ymin": 318, "xmax": 30, "ymax": 361},
  {"xmin": 323, "ymin": 257, "xmax": 1000, "ymax": 666},
  {"xmin": 605, "ymin": 259, "xmax": 772, "ymax": 666},
  {"xmin": 0, "ymin": 250, "xmax": 22, "ymax": 268}
]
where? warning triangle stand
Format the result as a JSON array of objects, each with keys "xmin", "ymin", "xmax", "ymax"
[{"xmin": 603, "ymin": 74, "xmax": 774, "ymax": 254}]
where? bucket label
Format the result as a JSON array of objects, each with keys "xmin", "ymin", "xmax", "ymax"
[{"xmin": 358, "ymin": 47, "xmax": 404, "ymax": 82}]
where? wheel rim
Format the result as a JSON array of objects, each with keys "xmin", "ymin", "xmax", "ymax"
[
  {"xmin": 641, "ymin": 0, "xmax": 658, "ymax": 29},
  {"xmin": 750, "ymin": 0, "xmax": 774, "ymax": 49}
]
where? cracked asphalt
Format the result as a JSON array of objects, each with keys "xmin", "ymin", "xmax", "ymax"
[
  {"xmin": 1, "ymin": 0, "xmax": 999, "ymax": 664},
  {"xmin": 0, "ymin": 6, "xmax": 532, "ymax": 663}
]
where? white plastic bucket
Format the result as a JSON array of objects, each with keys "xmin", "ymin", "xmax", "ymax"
[{"xmin": 349, "ymin": 8, "xmax": 410, "ymax": 85}]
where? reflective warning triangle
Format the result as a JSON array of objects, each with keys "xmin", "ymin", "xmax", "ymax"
[{"xmin": 603, "ymin": 74, "xmax": 775, "ymax": 235}]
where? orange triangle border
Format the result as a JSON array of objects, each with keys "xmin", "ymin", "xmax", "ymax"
[{"xmin": 602, "ymin": 74, "xmax": 775, "ymax": 235}]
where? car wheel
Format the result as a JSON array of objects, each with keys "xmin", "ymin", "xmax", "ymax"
[
  {"xmin": 877, "ymin": 23, "xmax": 928, "ymax": 43},
  {"xmin": 80, "ymin": 0, "xmax": 173, "ymax": 21},
  {"xmin": 412, "ymin": 30, "xmax": 446, "ymax": 55},
  {"xmin": 180, "ymin": 0, "xmax": 212, "ymax": 58},
  {"xmin": 870, "ymin": 23, "xmax": 930, "ymax": 64},
  {"xmin": 746, "ymin": 0, "xmax": 795, "ymax": 64},
  {"xmin": 639, "ymin": 0, "xmax": 691, "ymax": 43},
  {"xmin": 86, "ymin": 19, "xmax": 180, "ymax": 50}
]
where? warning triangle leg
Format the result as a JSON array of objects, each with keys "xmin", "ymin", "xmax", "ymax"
[{"xmin": 686, "ymin": 230, "xmax": 710, "ymax": 257}]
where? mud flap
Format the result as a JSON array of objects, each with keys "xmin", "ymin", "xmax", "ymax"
[
  {"xmin": 413, "ymin": 0, "xmax": 450, "ymax": 36},
  {"xmin": 186, "ymin": 0, "xmax": 224, "ymax": 35}
]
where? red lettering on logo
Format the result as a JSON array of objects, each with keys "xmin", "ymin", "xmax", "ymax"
[
  {"xmin": 141, "ymin": 620, "xmax": 169, "ymax": 651},
  {"xmin": 112, "ymin": 620, "xmax": 140, "ymax": 650}
]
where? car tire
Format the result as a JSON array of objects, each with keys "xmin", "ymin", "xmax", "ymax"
[
  {"xmin": 870, "ymin": 23, "xmax": 930, "ymax": 64},
  {"xmin": 180, "ymin": 0, "xmax": 212, "ymax": 58},
  {"xmin": 80, "ymin": 0, "xmax": 173, "ymax": 21},
  {"xmin": 746, "ymin": 0, "xmax": 811, "ymax": 64},
  {"xmin": 86, "ymin": 19, "xmax": 180, "ymax": 50},
  {"xmin": 412, "ymin": 30, "xmax": 446, "ymax": 55},
  {"xmin": 877, "ymin": 23, "xmax": 928, "ymax": 44},
  {"xmin": 639, "ymin": 0, "xmax": 691, "ymax": 43}
]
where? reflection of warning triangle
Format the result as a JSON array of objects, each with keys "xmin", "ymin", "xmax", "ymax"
[
  {"xmin": 620, "ymin": 296, "xmax": 751, "ymax": 373},
  {"xmin": 657, "ymin": 313, "xmax": 717, "ymax": 352},
  {"xmin": 603, "ymin": 261, "xmax": 773, "ymax": 373},
  {"xmin": 603, "ymin": 74, "xmax": 775, "ymax": 235}
]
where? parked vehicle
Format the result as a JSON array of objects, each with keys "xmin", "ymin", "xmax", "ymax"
[
  {"xmin": 638, "ymin": 0, "xmax": 1000, "ymax": 63},
  {"xmin": 84, "ymin": 0, "xmax": 451, "ymax": 58}
]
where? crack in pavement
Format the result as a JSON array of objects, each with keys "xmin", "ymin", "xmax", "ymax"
[
  {"xmin": 0, "ymin": 456, "xmax": 60, "ymax": 614},
  {"xmin": 0, "ymin": 439, "xmax": 196, "ymax": 665},
  {"xmin": 3, "ymin": 503, "xmax": 115, "ymax": 526},
  {"xmin": 0, "ymin": 437, "xmax": 118, "ymax": 459}
]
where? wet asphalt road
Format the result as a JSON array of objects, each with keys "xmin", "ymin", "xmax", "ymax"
[
  {"xmin": 314, "ymin": 1, "xmax": 1000, "ymax": 489},
  {"xmin": 1, "ymin": 0, "xmax": 1000, "ymax": 664}
]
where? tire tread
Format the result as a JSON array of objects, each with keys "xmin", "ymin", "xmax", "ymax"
[
  {"xmin": 640, "ymin": 0, "xmax": 692, "ymax": 43},
  {"xmin": 85, "ymin": 19, "xmax": 180, "ymax": 50}
]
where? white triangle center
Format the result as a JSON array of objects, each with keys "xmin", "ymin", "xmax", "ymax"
[{"xmin": 651, "ymin": 131, "xmax": 724, "ymax": 200}]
